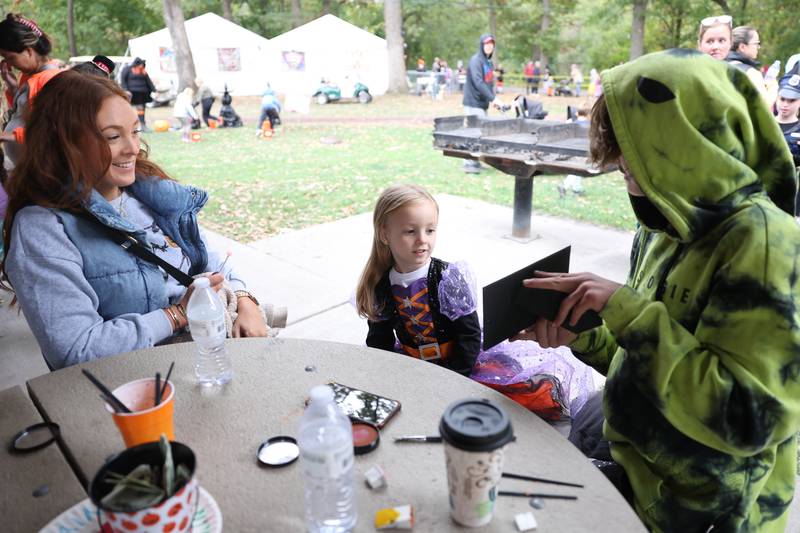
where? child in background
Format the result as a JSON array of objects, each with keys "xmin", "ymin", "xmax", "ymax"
[
  {"xmin": 558, "ymin": 104, "xmax": 591, "ymax": 198},
  {"xmin": 355, "ymin": 185, "xmax": 481, "ymax": 375},
  {"xmin": 256, "ymin": 86, "xmax": 282, "ymax": 136},
  {"xmin": 172, "ymin": 87, "xmax": 198, "ymax": 142}
]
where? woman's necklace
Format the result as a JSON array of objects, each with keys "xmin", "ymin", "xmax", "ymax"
[{"xmin": 114, "ymin": 191, "xmax": 129, "ymax": 219}]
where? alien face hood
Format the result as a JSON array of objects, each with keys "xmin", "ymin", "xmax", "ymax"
[{"xmin": 601, "ymin": 49, "xmax": 796, "ymax": 240}]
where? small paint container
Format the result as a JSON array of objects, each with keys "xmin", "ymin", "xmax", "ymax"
[{"xmin": 351, "ymin": 420, "xmax": 380, "ymax": 455}]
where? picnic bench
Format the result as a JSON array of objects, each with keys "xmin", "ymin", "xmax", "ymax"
[{"xmin": 433, "ymin": 115, "xmax": 613, "ymax": 240}]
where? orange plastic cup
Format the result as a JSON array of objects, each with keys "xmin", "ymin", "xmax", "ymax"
[{"xmin": 106, "ymin": 378, "xmax": 175, "ymax": 448}]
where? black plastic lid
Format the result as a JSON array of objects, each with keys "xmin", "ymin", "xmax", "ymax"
[
  {"xmin": 439, "ymin": 398, "xmax": 514, "ymax": 452},
  {"xmin": 257, "ymin": 436, "xmax": 299, "ymax": 467}
]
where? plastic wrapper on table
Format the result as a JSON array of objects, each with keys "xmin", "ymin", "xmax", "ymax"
[
  {"xmin": 469, "ymin": 341, "xmax": 595, "ymax": 421},
  {"xmin": 438, "ymin": 262, "xmax": 478, "ymax": 320}
]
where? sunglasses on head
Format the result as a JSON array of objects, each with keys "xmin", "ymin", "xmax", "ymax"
[{"xmin": 700, "ymin": 15, "xmax": 733, "ymax": 27}]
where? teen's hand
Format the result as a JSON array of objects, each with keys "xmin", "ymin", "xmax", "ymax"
[
  {"xmin": 523, "ymin": 271, "xmax": 620, "ymax": 328},
  {"xmin": 511, "ymin": 318, "xmax": 576, "ymax": 348},
  {"xmin": 232, "ymin": 297, "xmax": 268, "ymax": 338}
]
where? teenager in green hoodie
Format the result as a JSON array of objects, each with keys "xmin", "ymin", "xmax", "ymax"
[{"xmin": 515, "ymin": 49, "xmax": 800, "ymax": 531}]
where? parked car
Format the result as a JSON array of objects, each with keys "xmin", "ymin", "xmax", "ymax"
[{"xmin": 313, "ymin": 78, "xmax": 372, "ymax": 104}]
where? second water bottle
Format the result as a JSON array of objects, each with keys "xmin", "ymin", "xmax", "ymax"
[{"xmin": 298, "ymin": 385, "xmax": 357, "ymax": 532}]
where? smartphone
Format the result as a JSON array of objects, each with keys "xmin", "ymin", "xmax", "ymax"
[{"xmin": 327, "ymin": 382, "xmax": 402, "ymax": 429}]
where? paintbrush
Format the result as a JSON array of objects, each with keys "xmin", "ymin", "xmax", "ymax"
[
  {"xmin": 82, "ymin": 369, "xmax": 131, "ymax": 413},
  {"xmin": 498, "ymin": 491, "xmax": 578, "ymax": 500},
  {"xmin": 98, "ymin": 394, "xmax": 123, "ymax": 414},
  {"xmin": 216, "ymin": 250, "xmax": 233, "ymax": 274},
  {"xmin": 502, "ymin": 472, "xmax": 584, "ymax": 488},
  {"xmin": 394, "ymin": 435, "xmax": 443, "ymax": 443},
  {"xmin": 159, "ymin": 361, "xmax": 175, "ymax": 400}
]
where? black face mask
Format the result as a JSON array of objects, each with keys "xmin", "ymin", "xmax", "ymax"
[{"xmin": 628, "ymin": 194, "xmax": 671, "ymax": 231}]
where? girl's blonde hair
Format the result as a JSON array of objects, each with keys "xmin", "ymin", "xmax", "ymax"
[{"xmin": 355, "ymin": 184, "xmax": 438, "ymax": 321}]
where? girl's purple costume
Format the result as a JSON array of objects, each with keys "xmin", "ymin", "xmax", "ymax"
[{"xmin": 365, "ymin": 258, "xmax": 595, "ymax": 417}]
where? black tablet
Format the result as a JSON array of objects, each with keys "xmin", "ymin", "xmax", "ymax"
[{"xmin": 482, "ymin": 246, "xmax": 602, "ymax": 350}]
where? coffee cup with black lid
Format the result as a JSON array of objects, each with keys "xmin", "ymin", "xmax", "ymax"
[{"xmin": 439, "ymin": 398, "xmax": 514, "ymax": 527}]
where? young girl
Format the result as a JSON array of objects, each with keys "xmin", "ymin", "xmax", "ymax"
[
  {"xmin": 355, "ymin": 185, "xmax": 481, "ymax": 375},
  {"xmin": 356, "ymin": 184, "xmax": 595, "ymax": 420},
  {"xmin": 173, "ymin": 87, "xmax": 198, "ymax": 142}
]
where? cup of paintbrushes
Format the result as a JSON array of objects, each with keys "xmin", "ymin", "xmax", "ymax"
[{"xmin": 106, "ymin": 377, "xmax": 175, "ymax": 448}]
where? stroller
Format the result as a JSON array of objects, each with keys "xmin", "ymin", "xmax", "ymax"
[
  {"xmin": 513, "ymin": 95, "xmax": 548, "ymax": 120},
  {"xmin": 555, "ymin": 79, "xmax": 574, "ymax": 97},
  {"xmin": 218, "ymin": 85, "xmax": 243, "ymax": 128}
]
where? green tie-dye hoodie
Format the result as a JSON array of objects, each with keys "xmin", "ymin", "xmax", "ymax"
[{"xmin": 571, "ymin": 49, "xmax": 800, "ymax": 532}]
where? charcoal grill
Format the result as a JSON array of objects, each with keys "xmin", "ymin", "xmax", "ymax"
[{"xmin": 433, "ymin": 114, "xmax": 614, "ymax": 240}]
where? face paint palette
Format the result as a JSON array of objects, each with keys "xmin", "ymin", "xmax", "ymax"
[{"xmin": 352, "ymin": 420, "xmax": 380, "ymax": 455}]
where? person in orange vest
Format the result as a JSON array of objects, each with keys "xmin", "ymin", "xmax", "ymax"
[{"xmin": 0, "ymin": 13, "xmax": 62, "ymax": 168}]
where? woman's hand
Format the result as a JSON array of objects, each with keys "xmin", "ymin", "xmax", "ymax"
[
  {"xmin": 523, "ymin": 271, "xmax": 621, "ymax": 328},
  {"xmin": 0, "ymin": 60, "xmax": 18, "ymax": 93},
  {"xmin": 177, "ymin": 272, "xmax": 225, "ymax": 310},
  {"xmin": 232, "ymin": 297, "xmax": 268, "ymax": 338},
  {"xmin": 0, "ymin": 132, "xmax": 15, "ymax": 143}
]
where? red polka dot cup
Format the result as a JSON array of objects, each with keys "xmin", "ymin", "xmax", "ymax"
[{"xmin": 89, "ymin": 441, "xmax": 199, "ymax": 533}]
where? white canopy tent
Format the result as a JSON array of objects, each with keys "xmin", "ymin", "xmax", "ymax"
[
  {"xmin": 127, "ymin": 12, "xmax": 270, "ymax": 96},
  {"xmin": 264, "ymin": 14, "xmax": 389, "ymax": 97}
]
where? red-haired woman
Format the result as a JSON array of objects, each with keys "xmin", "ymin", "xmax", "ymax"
[
  {"xmin": 0, "ymin": 13, "xmax": 61, "ymax": 167},
  {"xmin": 0, "ymin": 70, "xmax": 268, "ymax": 370}
]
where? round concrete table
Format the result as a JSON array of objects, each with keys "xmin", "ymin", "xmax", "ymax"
[{"xmin": 27, "ymin": 338, "xmax": 645, "ymax": 531}]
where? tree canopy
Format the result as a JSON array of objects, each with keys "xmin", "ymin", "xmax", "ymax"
[{"xmin": 3, "ymin": 0, "xmax": 798, "ymax": 77}]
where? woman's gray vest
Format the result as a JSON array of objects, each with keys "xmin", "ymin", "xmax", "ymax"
[{"xmin": 55, "ymin": 177, "xmax": 208, "ymax": 319}]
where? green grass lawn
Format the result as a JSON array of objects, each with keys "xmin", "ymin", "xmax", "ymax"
[{"xmin": 143, "ymin": 92, "xmax": 635, "ymax": 242}]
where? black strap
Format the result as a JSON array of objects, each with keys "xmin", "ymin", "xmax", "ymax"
[{"xmin": 85, "ymin": 214, "xmax": 194, "ymax": 288}]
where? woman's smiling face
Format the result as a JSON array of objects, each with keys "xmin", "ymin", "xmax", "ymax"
[{"xmin": 95, "ymin": 95, "xmax": 140, "ymax": 200}]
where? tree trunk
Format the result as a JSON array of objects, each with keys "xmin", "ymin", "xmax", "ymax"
[
  {"xmin": 321, "ymin": 0, "xmax": 331, "ymax": 15},
  {"xmin": 488, "ymin": 0, "xmax": 497, "ymax": 38},
  {"xmin": 162, "ymin": 0, "xmax": 197, "ymax": 92},
  {"xmin": 709, "ymin": 0, "xmax": 731, "ymax": 14},
  {"xmin": 291, "ymin": 0, "xmax": 302, "ymax": 28},
  {"xmin": 67, "ymin": 0, "xmax": 77, "ymax": 57},
  {"xmin": 384, "ymin": 0, "xmax": 407, "ymax": 94},
  {"xmin": 673, "ymin": 13, "xmax": 683, "ymax": 49},
  {"xmin": 222, "ymin": 0, "xmax": 233, "ymax": 21},
  {"xmin": 538, "ymin": 0, "xmax": 550, "ymax": 66},
  {"xmin": 629, "ymin": 0, "xmax": 647, "ymax": 60}
]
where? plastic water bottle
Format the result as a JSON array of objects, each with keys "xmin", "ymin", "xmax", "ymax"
[
  {"xmin": 187, "ymin": 277, "xmax": 232, "ymax": 386},
  {"xmin": 298, "ymin": 385, "xmax": 357, "ymax": 532},
  {"xmin": 765, "ymin": 60, "xmax": 781, "ymax": 82}
]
